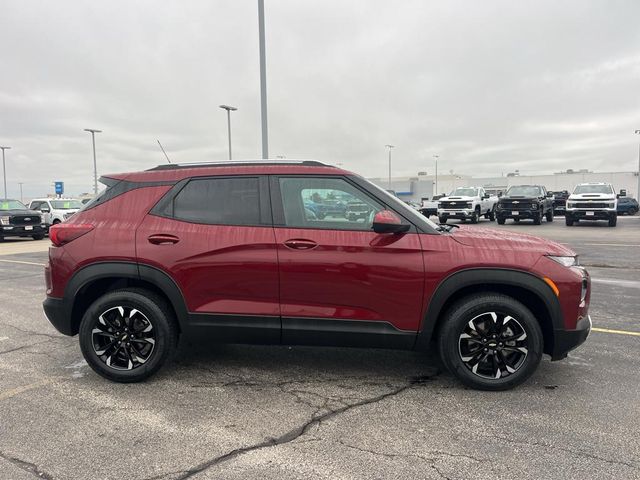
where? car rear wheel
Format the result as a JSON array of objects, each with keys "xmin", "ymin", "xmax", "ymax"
[
  {"xmin": 438, "ymin": 293, "xmax": 543, "ymax": 390},
  {"xmin": 628, "ymin": 207, "xmax": 638, "ymax": 216},
  {"xmin": 79, "ymin": 288, "xmax": 178, "ymax": 383}
]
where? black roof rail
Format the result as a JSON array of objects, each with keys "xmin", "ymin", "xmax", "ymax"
[{"xmin": 146, "ymin": 160, "xmax": 328, "ymax": 171}]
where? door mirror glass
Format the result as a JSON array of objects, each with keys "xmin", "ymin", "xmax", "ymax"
[{"xmin": 372, "ymin": 210, "xmax": 410, "ymax": 234}]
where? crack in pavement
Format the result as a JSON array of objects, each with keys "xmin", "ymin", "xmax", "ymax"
[
  {"xmin": 0, "ymin": 450, "xmax": 55, "ymax": 480},
  {"xmin": 171, "ymin": 374, "xmax": 436, "ymax": 479},
  {"xmin": 480, "ymin": 433, "xmax": 639, "ymax": 471}
]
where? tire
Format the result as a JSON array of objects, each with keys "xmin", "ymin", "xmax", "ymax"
[
  {"xmin": 470, "ymin": 208, "xmax": 480, "ymax": 224},
  {"xmin": 79, "ymin": 288, "xmax": 179, "ymax": 383},
  {"xmin": 437, "ymin": 293, "xmax": 543, "ymax": 391},
  {"xmin": 439, "ymin": 215, "xmax": 448, "ymax": 224},
  {"xmin": 533, "ymin": 213, "xmax": 542, "ymax": 225},
  {"xmin": 608, "ymin": 214, "xmax": 617, "ymax": 227},
  {"xmin": 488, "ymin": 207, "xmax": 496, "ymax": 222},
  {"xmin": 565, "ymin": 217, "xmax": 574, "ymax": 226},
  {"xmin": 32, "ymin": 234, "xmax": 45, "ymax": 240},
  {"xmin": 52, "ymin": 219, "xmax": 61, "ymax": 225},
  {"xmin": 497, "ymin": 217, "xmax": 506, "ymax": 225},
  {"xmin": 628, "ymin": 207, "xmax": 638, "ymax": 216},
  {"xmin": 513, "ymin": 218, "xmax": 520, "ymax": 223},
  {"xmin": 545, "ymin": 209, "xmax": 553, "ymax": 222}
]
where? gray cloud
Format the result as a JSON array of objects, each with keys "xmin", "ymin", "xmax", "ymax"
[{"xmin": 0, "ymin": 0, "xmax": 638, "ymax": 198}]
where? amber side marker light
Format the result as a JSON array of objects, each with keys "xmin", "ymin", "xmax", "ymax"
[{"xmin": 544, "ymin": 277, "xmax": 560, "ymax": 297}]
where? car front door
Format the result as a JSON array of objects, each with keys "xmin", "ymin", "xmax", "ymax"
[
  {"xmin": 272, "ymin": 175, "xmax": 425, "ymax": 348},
  {"xmin": 135, "ymin": 175, "xmax": 280, "ymax": 343}
]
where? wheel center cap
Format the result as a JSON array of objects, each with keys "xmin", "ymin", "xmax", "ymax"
[{"xmin": 488, "ymin": 341, "xmax": 498, "ymax": 348}]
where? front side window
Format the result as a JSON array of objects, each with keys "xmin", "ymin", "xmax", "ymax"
[
  {"xmin": 279, "ymin": 177, "xmax": 383, "ymax": 230},
  {"xmin": 172, "ymin": 177, "xmax": 260, "ymax": 225}
]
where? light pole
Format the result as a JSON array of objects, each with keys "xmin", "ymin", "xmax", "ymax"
[
  {"xmin": 0, "ymin": 146, "xmax": 10, "ymax": 199},
  {"xmin": 84, "ymin": 129, "xmax": 102, "ymax": 195},
  {"xmin": 18, "ymin": 182, "xmax": 24, "ymax": 203},
  {"xmin": 433, "ymin": 154, "xmax": 439, "ymax": 196},
  {"xmin": 219, "ymin": 105, "xmax": 237, "ymax": 160},
  {"xmin": 635, "ymin": 130, "xmax": 640, "ymax": 199},
  {"xmin": 258, "ymin": 0, "xmax": 269, "ymax": 159},
  {"xmin": 385, "ymin": 144, "xmax": 395, "ymax": 189}
]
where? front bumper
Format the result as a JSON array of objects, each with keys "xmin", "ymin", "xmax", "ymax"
[
  {"xmin": 496, "ymin": 208, "xmax": 540, "ymax": 219},
  {"xmin": 566, "ymin": 209, "xmax": 616, "ymax": 220},
  {"xmin": 438, "ymin": 209, "xmax": 474, "ymax": 218},
  {"xmin": 43, "ymin": 297, "xmax": 74, "ymax": 336},
  {"xmin": 1, "ymin": 224, "xmax": 47, "ymax": 236},
  {"xmin": 551, "ymin": 315, "xmax": 591, "ymax": 360}
]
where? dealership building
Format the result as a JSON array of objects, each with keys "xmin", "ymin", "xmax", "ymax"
[{"xmin": 368, "ymin": 170, "xmax": 638, "ymax": 203}]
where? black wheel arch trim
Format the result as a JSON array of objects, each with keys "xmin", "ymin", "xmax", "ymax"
[
  {"xmin": 414, "ymin": 268, "xmax": 564, "ymax": 351},
  {"xmin": 60, "ymin": 261, "xmax": 189, "ymax": 335}
]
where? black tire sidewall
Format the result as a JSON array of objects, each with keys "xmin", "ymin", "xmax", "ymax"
[
  {"xmin": 79, "ymin": 290, "xmax": 177, "ymax": 382},
  {"xmin": 438, "ymin": 294, "xmax": 543, "ymax": 391}
]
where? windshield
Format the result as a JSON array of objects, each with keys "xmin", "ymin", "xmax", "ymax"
[
  {"xmin": 50, "ymin": 200, "xmax": 83, "ymax": 209},
  {"xmin": 573, "ymin": 184, "xmax": 613, "ymax": 195},
  {"xmin": 363, "ymin": 179, "xmax": 441, "ymax": 232},
  {"xmin": 450, "ymin": 188, "xmax": 478, "ymax": 197},
  {"xmin": 0, "ymin": 199, "xmax": 28, "ymax": 210},
  {"xmin": 506, "ymin": 186, "xmax": 542, "ymax": 196}
]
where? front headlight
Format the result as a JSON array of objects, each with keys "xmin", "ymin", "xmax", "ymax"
[
  {"xmin": 438, "ymin": 202, "xmax": 443, "ymax": 208},
  {"xmin": 608, "ymin": 202, "xmax": 615, "ymax": 208},
  {"xmin": 532, "ymin": 202, "xmax": 539, "ymax": 209},
  {"xmin": 466, "ymin": 202, "xmax": 473, "ymax": 208},
  {"xmin": 0, "ymin": 216, "xmax": 10, "ymax": 225},
  {"xmin": 547, "ymin": 255, "xmax": 579, "ymax": 267}
]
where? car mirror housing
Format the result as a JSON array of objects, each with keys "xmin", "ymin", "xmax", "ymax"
[{"xmin": 372, "ymin": 210, "xmax": 410, "ymax": 234}]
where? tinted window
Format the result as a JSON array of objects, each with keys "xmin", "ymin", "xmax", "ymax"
[
  {"xmin": 279, "ymin": 177, "xmax": 382, "ymax": 230},
  {"xmin": 507, "ymin": 186, "xmax": 542, "ymax": 196},
  {"xmin": 173, "ymin": 177, "xmax": 260, "ymax": 225}
]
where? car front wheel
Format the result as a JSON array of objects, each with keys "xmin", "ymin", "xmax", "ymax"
[
  {"xmin": 438, "ymin": 293, "xmax": 543, "ymax": 390},
  {"xmin": 79, "ymin": 288, "xmax": 178, "ymax": 383}
]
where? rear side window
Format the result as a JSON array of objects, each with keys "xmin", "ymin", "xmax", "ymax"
[{"xmin": 172, "ymin": 177, "xmax": 260, "ymax": 226}]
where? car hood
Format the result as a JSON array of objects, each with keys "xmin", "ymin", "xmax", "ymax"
[
  {"xmin": 0, "ymin": 209, "xmax": 42, "ymax": 216},
  {"xmin": 440, "ymin": 196, "xmax": 477, "ymax": 201},
  {"xmin": 451, "ymin": 226, "xmax": 574, "ymax": 256},
  {"xmin": 568, "ymin": 193, "xmax": 615, "ymax": 201}
]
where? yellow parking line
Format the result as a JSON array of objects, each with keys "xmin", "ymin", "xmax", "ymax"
[
  {"xmin": 592, "ymin": 327, "xmax": 640, "ymax": 337},
  {"xmin": 0, "ymin": 379, "xmax": 52, "ymax": 402},
  {"xmin": 0, "ymin": 259, "xmax": 46, "ymax": 267}
]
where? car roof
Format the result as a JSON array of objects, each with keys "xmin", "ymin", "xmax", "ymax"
[
  {"xmin": 104, "ymin": 160, "xmax": 349, "ymax": 182},
  {"xmin": 576, "ymin": 182, "xmax": 610, "ymax": 185}
]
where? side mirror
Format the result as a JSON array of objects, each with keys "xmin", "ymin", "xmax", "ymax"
[
  {"xmin": 619, "ymin": 189, "xmax": 626, "ymax": 197},
  {"xmin": 482, "ymin": 194, "xmax": 490, "ymax": 200},
  {"xmin": 372, "ymin": 210, "xmax": 410, "ymax": 234},
  {"xmin": 40, "ymin": 207, "xmax": 50, "ymax": 213},
  {"xmin": 546, "ymin": 192, "xmax": 553, "ymax": 198}
]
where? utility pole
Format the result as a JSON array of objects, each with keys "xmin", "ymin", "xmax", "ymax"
[
  {"xmin": 258, "ymin": 0, "xmax": 269, "ymax": 159},
  {"xmin": 635, "ymin": 130, "xmax": 640, "ymax": 199},
  {"xmin": 0, "ymin": 146, "xmax": 10, "ymax": 199},
  {"xmin": 219, "ymin": 105, "xmax": 237, "ymax": 160},
  {"xmin": 385, "ymin": 144, "xmax": 395, "ymax": 189},
  {"xmin": 84, "ymin": 129, "xmax": 102, "ymax": 195},
  {"xmin": 433, "ymin": 154, "xmax": 439, "ymax": 196},
  {"xmin": 18, "ymin": 182, "xmax": 24, "ymax": 203}
]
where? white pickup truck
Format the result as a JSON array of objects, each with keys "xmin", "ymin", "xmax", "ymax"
[
  {"xmin": 565, "ymin": 182, "xmax": 618, "ymax": 227},
  {"xmin": 437, "ymin": 186, "xmax": 498, "ymax": 224}
]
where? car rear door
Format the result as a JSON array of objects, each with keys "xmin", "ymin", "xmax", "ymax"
[
  {"xmin": 271, "ymin": 175, "xmax": 425, "ymax": 348},
  {"xmin": 136, "ymin": 175, "xmax": 280, "ymax": 343}
]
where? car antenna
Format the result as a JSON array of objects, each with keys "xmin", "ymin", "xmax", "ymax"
[{"xmin": 157, "ymin": 140, "xmax": 172, "ymax": 163}]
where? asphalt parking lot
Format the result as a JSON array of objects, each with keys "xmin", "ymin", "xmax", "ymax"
[{"xmin": 1, "ymin": 216, "xmax": 639, "ymax": 480}]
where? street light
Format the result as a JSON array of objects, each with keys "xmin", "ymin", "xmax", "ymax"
[
  {"xmin": 258, "ymin": 0, "xmax": 269, "ymax": 159},
  {"xmin": 635, "ymin": 130, "xmax": 640, "ymax": 199},
  {"xmin": 385, "ymin": 144, "xmax": 395, "ymax": 189},
  {"xmin": 433, "ymin": 154, "xmax": 439, "ymax": 196},
  {"xmin": 84, "ymin": 129, "xmax": 102, "ymax": 195},
  {"xmin": 219, "ymin": 105, "xmax": 238, "ymax": 160},
  {"xmin": 0, "ymin": 146, "xmax": 10, "ymax": 199}
]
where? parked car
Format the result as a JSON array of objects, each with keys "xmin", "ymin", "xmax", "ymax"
[
  {"xmin": 43, "ymin": 160, "xmax": 591, "ymax": 390},
  {"xmin": 496, "ymin": 185, "xmax": 554, "ymax": 225},
  {"xmin": 617, "ymin": 196, "xmax": 638, "ymax": 215},
  {"xmin": 419, "ymin": 195, "xmax": 445, "ymax": 218},
  {"xmin": 345, "ymin": 200, "xmax": 372, "ymax": 221},
  {"xmin": 437, "ymin": 186, "xmax": 498, "ymax": 223},
  {"xmin": 0, "ymin": 199, "xmax": 47, "ymax": 241},
  {"xmin": 29, "ymin": 198, "xmax": 83, "ymax": 227},
  {"xmin": 565, "ymin": 183, "xmax": 618, "ymax": 227},
  {"xmin": 551, "ymin": 190, "xmax": 569, "ymax": 216}
]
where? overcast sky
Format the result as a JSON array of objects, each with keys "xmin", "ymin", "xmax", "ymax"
[{"xmin": 1, "ymin": 0, "xmax": 639, "ymax": 198}]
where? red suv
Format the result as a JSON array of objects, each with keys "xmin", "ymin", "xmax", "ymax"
[{"xmin": 43, "ymin": 161, "xmax": 591, "ymax": 390}]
